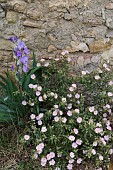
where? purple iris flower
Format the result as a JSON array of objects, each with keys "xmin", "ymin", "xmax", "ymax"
[
  {"xmin": 11, "ymin": 65, "xmax": 14, "ymax": 71},
  {"xmin": 10, "ymin": 36, "xmax": 29, "ymax": 73},
  {"xmin": 19, "ymin": 56, "xmax": 28, "ymax": 65},
  {"xmin": 9, "ymin": 36, "xmax": 18, "ymax": 42},
  {"xmin": 9, "ymin": 37, "xmax": 13, "ymax": 42},
  {"xmin": 16, "ymin": 51, "xmax": 22, "ymax": 58},
  {"xmin": 20, "ymin": 56, "xmax": 29, "ymax": 72},
  {"xmin": 17, "ymin": 40, "xmax": 26, "ymax": 50},
  {"xmin": 24, "ymin": 47, "xmax": 29, "ymax": 54},
  {"xmin": 13, "ymin": 36, "xmax": 18, "ymax": 42},
  {"xmin": 23, "ymin": 65, "xmax": 28, "ymax": 73}
]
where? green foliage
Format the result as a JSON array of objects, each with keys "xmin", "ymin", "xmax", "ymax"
[
  {"xmin": 21, "ymin": 59, "xmax": 113, "ymax": 169},
  {"xmin": 79, "ymin": 64, "xmax": 113, "ymax": 107},
  {"xmin": 0, "ymin": 55, "xmax": 43, "ymax": 124}
]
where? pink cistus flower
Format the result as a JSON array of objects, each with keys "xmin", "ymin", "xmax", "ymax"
[
  {"xmin": 93, "ymin": 141, "xmax": 97, "ymax": 146},
  {"xmin": 24, "ymin": 135, "xmax": 30, "ymax": 140},
  {"xmin": 30, "ymin": 114, "xmax": 35, "ymax": 120},
  {"xmin": 67, "ymin": 110, "xmax": 72, "ymax": 117},
  {"xmin": 74, "ymin": 128, "xmax": 78, "ymax": 134},
  {"xmin": 67, "ymin": 163, "xmax": 73, "ymax": 170},
  {"xmin": 36, "ymin": 91, "xmax": 41, "ymax": 96},
  {"xmin": 41, "ymin": 126, "xmax": 47, "ymax": 133},
  {"xmin": 72, "ymin": 84, "xmax": 76, "ymax": 88},
  {"xmin": 61, "ymin": 117, "xmax": 67, "ymax": 123},
  {"xmin": 69, "ymin": 159, "xmax": 74, "ymax": 164},
  {"xmin": 95, "ymin": 75, "xmax": 100, "ymax": 80},
  {"xmin": 75, "ymin": 109, "xmax": 80, "ymax": 114},
  {"xmin": 95, "ymin": 128, "xmax": 103, "ymax": 134},
  {"xmin": 41, "ymin": 157, "xmax": 47, "ymax": 167},
  {"xmin": 77, "ymin": 117, "xmax": 82, "ymax": 123},
  {"xmin": 61, "ymin": 50, "xmax": 69, "ymax": 56},
  {"xmin": 49, "ymin": 159, "xmax": 55, "ymax": 166},
  {"xmin": 68, "ymin": 135, "xmax": 75, "ymax": 141},
  {"xmin": 108, "ymin": 92, "xmax": 113, "ymax": 97},
  {"xmin": 36, "ymin": 143, "xmax": 44, "ymax": 154},
  {"xmin": 22, "ymin": 100, "xmax": 27, "ymax": 106},
  {"xmin": 89, "ymin": 106, "xmax": 95, "ymax": 112},
  {"xmin": 70, "ymin": 152, "xmax": 75, "ymax": 158},
  {"xmin": 77, "ymin": 158, "xmax": 82, "ymax": 164},
  {"xmin": 108, "ymin": 81, "xmax": 113, "ymax": 86},
  {"xmin": 76, "ymin": 139, "xmax": 82, "ymax": 145},
  {"xmin": 72, "ymin": 142, "xmax": 78, "ymax": 148},
  {"xmin": 31, "ymin": 74, "xmax": 36, "ymax": 79},
  {"xmin": 92, "ymin": 149, "xmax": 96, "ymax": 155},
  {"xmin": 75, "ymin": 93, "xmax": 80, "ymax": 99},
  {"xmin": 28, "ymin": 84, "xmax": 33, "ymax": 88},
  {"xmin": 82, "ymin": 71, "xmax": 87, "ymax": 75},
  {"xmin": 99, "ymin": 155, "xmax": 103, "ymax": 161}
]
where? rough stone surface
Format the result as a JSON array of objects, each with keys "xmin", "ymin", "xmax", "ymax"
[
  {"xmin": 8, "ymin": 0, "xmax": 27, "ymax": 12},
  {"xmin": 101, "ymin": 47, "xmax": 113, "ymax": 60},
  {"xmin": 84, "ymin": 58, "xmax": 91, "ymax": 65},
  {"xmin": 106, "ymin": 30, "xmax": 113, "ymax": 38},
  {"xmin": 27, "ymin": 9, "xmax": 43, "ymax": 20},
  {"xmin": 49, "ymin": 0, "xmax": 82, "ymax": 9},
  {"xmin": 0, "ymin": 12, "xmax": 5, "ymax": 18},
  {"xmin": 91, "ymin": 55, "xmax": 101, "ymax": 63},
  {"xmin": 23, "ymin": 20, "xmax": 43, "ymax": 28},
  {"xmin": 70, "ymin": 41, "xmax": 89, "ymax": 52},
  {"xmin": 106, "ymin": 3, "xmax": 113, "ymax": 10},
  {"xmin": 0, "ymin": 39, "xmax": 13, "ymax": 50},
  {"xmin": 89, "ymin": 39, "xmax": 112, "ymax": 53},
  {"xmin": 48, "ymin": 45, "xmax": 57, "ymax": 53},
  {"xmin": 6, "ymin": 11, "xmax": 18, "ymax": 23},
  {"xmin": 1, "ymin": 0, "xmax": 113, "ymax": 68},
  {"xmin": 77, "ymin": 56, "xmax": 84, "ymax": 66}
]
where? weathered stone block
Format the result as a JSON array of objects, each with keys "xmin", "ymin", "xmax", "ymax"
[
  {"xmin": 83, "ymin": 18, "xmax": 103, "ymax": 26},
  {"xmin": 106, "ymin": 18, "xmax": 113, "ymax": 29},
  {"xmin": 49, "ymin": 0, "xmax": 81, "ymax": 9},
  {"xmin": 78, "ymin": 43, "xmax": 89, "ymax": 53},
  {"xmin": 27, "ymin": 9, "xmax": 43, "ymax": 20},
  {"xmin": 77, "ymin": 56, "xmax": 84, "ymax": 66},
  {"xmin": 23, "ymin": 20, "xmax": 43, "ymax": 28},
  {"xmin": 106, "ymin": 30, "xmax": 113, "ymax": 38},
  {"xmin": 0, "ymin": 39, "xmax": 13, "ymax": 51},
  {"xmin": 108, "ymin": 22, "xmax": 113, "ymax": 29},
  {"xmin": 71, "ymin": 34, "xmax": 78, "ymax": 41},
  {"xmin": 47, "ymin": 34, "xmax": 56, "ymax": 41},
  {"xmin": 89, "ymin": 39, "xmax": 112, "ymax": 53},
  {"xmin": 64, "ymin": 13, "xmax": 77, "ymax": 20},
  {"xmin": 84, "ymin": 58, "xmax": 91, "ymax": 65},
  {"xmin": 91, "ymin": 55, "xmax": 101, "ymax": 63},
  {"xmin": 0, "ymin": 12, "xmax": 5, "ymax": 18},
  {"xmin": 70, "ymin": 41, "xmax": 89, "ymax": 53},
  {"xmin": 48, "ymin": 45, "xmax": 57, "ymax": 52},
  {"xmin": 101, "ymin": 47, "xmax": 113, "ymax": 60},
  {"xmin": 106, "ymin": 3, "xmax": 113, "ymax": 10},
  {"xmin": 6, "ymin": 11, "xmax": 18, "ymax": 23},
  {"xmin": 8, "ymin": 0, "xmax": 27, "ymax": 12},
  {"xmin": 84, "ymin": 26, "xmax": 107, "ymax": 39}
]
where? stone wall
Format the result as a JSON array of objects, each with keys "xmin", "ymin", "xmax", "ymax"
[{"xmin": 1, "ymin": 0, "xmax": 113, "ymax": 71}]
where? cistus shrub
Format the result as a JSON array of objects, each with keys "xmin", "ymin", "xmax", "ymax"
[
  {"xmin": 1, "ymin": 37, "xmax": 113, "ymax": 169},
  {"xmin": 22, "ymin": 56, "xmax": 113, "ymax": 169}
]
